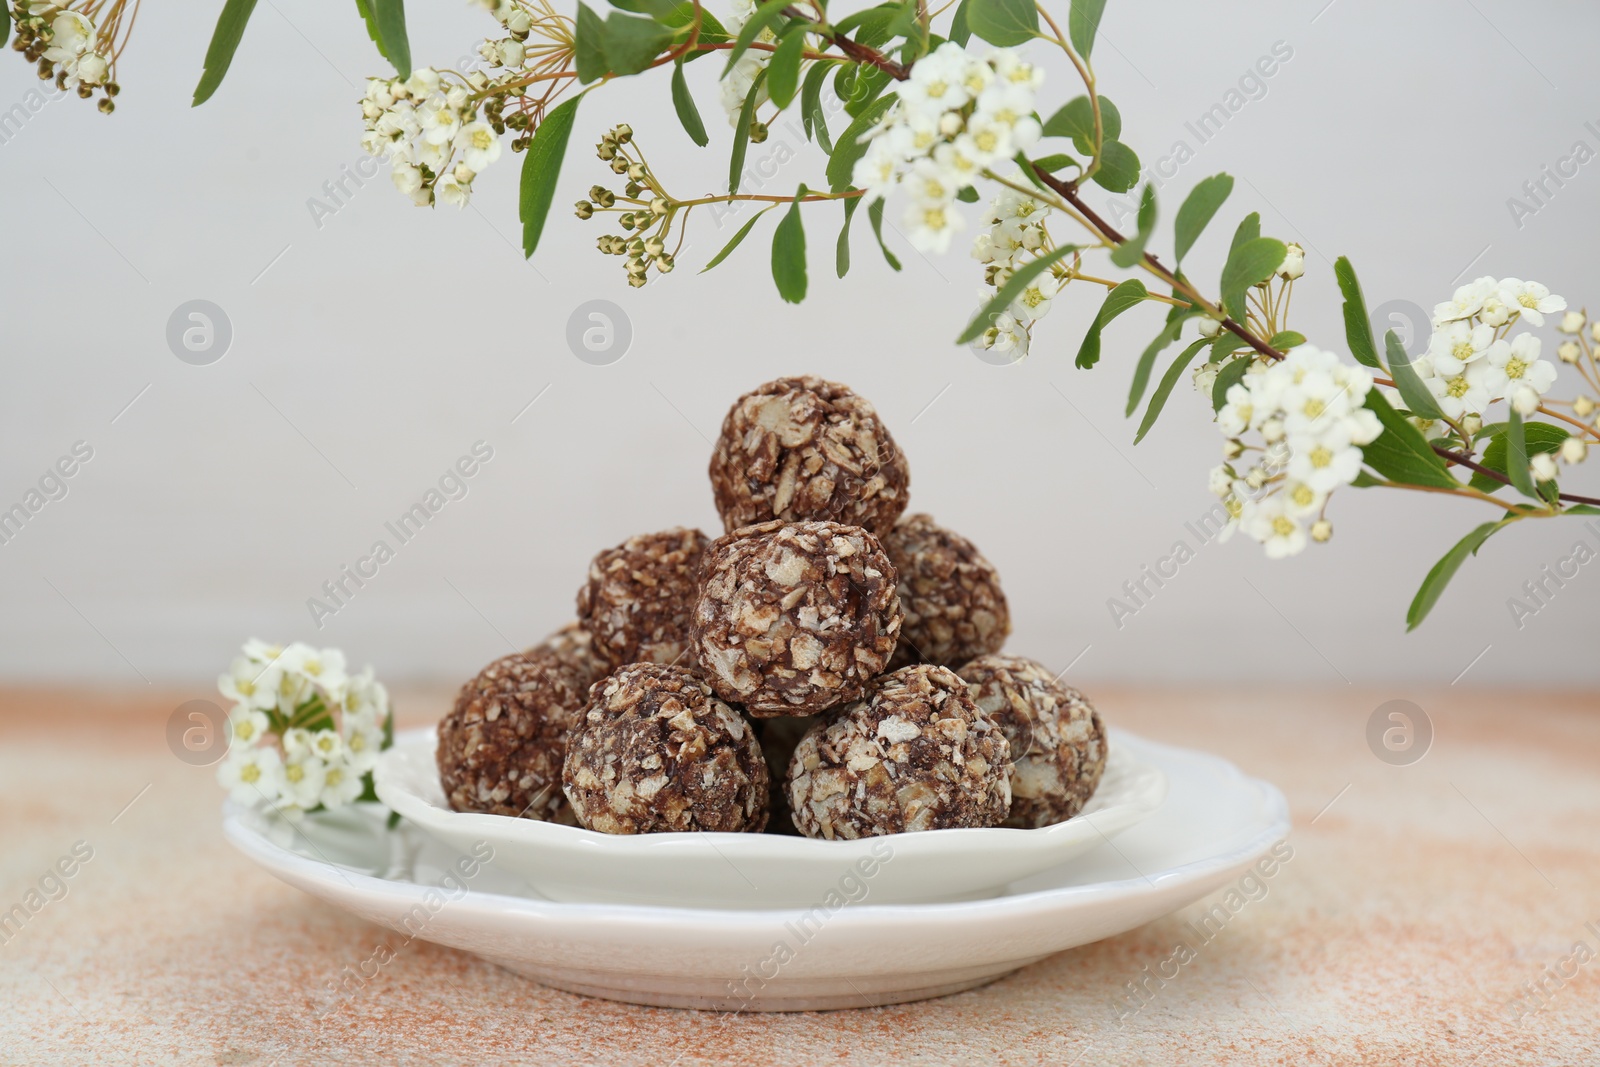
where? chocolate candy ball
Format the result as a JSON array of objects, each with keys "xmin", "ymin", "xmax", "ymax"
[
  {"xmin": 959, "ymin": 654, "xmax": 1107, "ymax": 828},
  {"xmin": 527, "ymin": 620, "xmax": 609, "ymax": 681},
  {"xmin": 692, "ymin": 519, "xmax": 903, "ymax": 716},
  {"xmin": 562, "ymin": 663, "xmax": 769, "ymax": 834},
  {"xmin": 786, "ymin": 664, "xmax": 1011, "ymax": 839},
  {"xmin": 884, "ymin": 514, "xmax": 1010, "ymax": 670},
  {"xmin": 436, "ymin": 630, "xmax": 605, "ymax": 822},
  {"xmin": 577, "ymin": 527, "xmax": 710, "ymax": 669},
  {"xmin": 708, "ymin": 376, "xmax": 911, "ymax": 536}
]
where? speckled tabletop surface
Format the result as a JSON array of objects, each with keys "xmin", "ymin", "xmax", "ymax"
[{"xmin": 2, "ymin": 685, "xmax": 1597, "ymax": 1066}]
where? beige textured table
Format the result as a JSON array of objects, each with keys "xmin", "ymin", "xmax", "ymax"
[{"xmin": 2, "ymin": 685, "xmax": 1597, "ymax": 1066}]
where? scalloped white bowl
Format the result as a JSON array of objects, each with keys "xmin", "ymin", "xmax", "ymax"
[{"xmin": 374, "ymin": 726, "xmax": 1167, "ymax": 909}]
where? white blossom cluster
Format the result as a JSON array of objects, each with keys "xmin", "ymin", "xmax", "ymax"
[
  {"xmin": 721, "ymin": 0, "xmax": 777, "ymax": 128},
  {"xmin": 853, "ymin": 43, "xmax": 1044, "ymax": 254},
  {"xmin": 32, "ymin": 5, "xmax": 109, "ymax": 87},
  {"xmin": 1416, "ymin": 277, "xmax": 1566, "ymax": 422},
  {"xmin": 216, "ymin": 640, "xmax": 391, "ymax": 820},
  {"xmin": 362, "ymin": 67, "xmax": 505, "ymax": 208},
  {"xmin": 969, "ymin": 183, "xmax": 1056, "ymax": 357},
  {"xmin": 1209, "ymin": 346, "xmax": 1383, "ymax": 559}
]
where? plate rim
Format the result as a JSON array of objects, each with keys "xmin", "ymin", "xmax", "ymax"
[{"xmin": 224, "ymin": 729, "xmax": 1290, "ymax": 930}]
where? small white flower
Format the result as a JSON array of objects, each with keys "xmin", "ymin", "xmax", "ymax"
[
  {"xmin": 1426, "ymin": 369, "xmax": 1492, "ymax": 420},
  {"xmin": 1498, "ymin": 279, "xmax": 1566, "ymax": 327},
  {"xmin": 435, "ymin": 172, "xmax": 472, "ymax": 208},
  {"xmin": 1243, "ymin": 496, "xmax": 1308, "ymax": 559},
  {"xmin": 1286, "ymin": 426, "xmax": 1364, "ymax": 492},
  {"xmin": 1426, "ymin": 322, "xmax": 1500, "ymax": 377},
  {"xmin": 420, "ymin": 99, "xmax": 462, "ymax": 146},
  {"xmin": 852, "ymin": 141, "xmax": 899, "ymax": 204},
  {"xmin": 279, "ymin": 753, "xmax": 328, "ymax": 810},
  {"xmin": 1510, "ymin": 385, "xmax": 1541, "ymax": 416},
  {"xmin": 457, "ymin": 121, "xmax": 502, "ymax": 171},
  {"xmin": 1217, "ymin": 383, "xmax": 1254, "ymax": 436},
  {"xmin": 219, "ymin": 655, "xmax": 281, "ymax": 711},
  {"xmin": 308, "ymin": 728, "xmax": 344, "ymax": 763},
  {"xmin": 227, "ymin": 705, "xmax": 271, "ymax": 750},
  {"xmin": 1478, "ymin": 333, "xmax": 1557, "ymax": 398},
  {"xmin": 342, "ymin": 710, "xmax": 386, "ymax": 773},
  {"xmin": 1282, "ymin": 480, "xmax": 1326, "ymax": 517},
  {"xmin": 1207, "ymin": 465, "xmax": 1235, "ymax": 497},
  {"xmin": 77, "ymin": 53, "xmax": 108, "ymax": 85},
  {"xmin": 1278, "ymin": 242, "xmax": 1305, "ymax": 280},
  {"xmin": 1530, "ymin": 452, "xmax": 1559, "ymax": 482},
  {"xmin": 217, "ymin": 745, "xmax": 284, "ymax": 807},
  {"xmin": 319, "ymin": 759, "xmax": 366, "ymax": 808},
  {"xmin": 1432, "ymin": 276, "xmax": 1497, "ymax": 327},
  {"xmin": 1010, "ymin": 270, "xmax": 1059, "ymax": 322},
  {"xmin": 904, "ymin": 198, "xmax": 963, "ymax": 254},
  {"xmin": 978, "ymin": 311, "xmax": 1029, "ymax": 359}
]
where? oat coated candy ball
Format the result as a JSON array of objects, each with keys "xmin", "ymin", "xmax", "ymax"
[
  {"xmin": 692, "ymin": 520, "xmax": 903, "ymax": 717},
  {"xmin": 436, "ymin": 637, "xmax": 603, "ymax": 822},
  {"xmin": 959, "ymin": 654, "xmax": 1106, "ymax": 828},
  {"xmin": 786, "ymin": 664, "xmax": 1011, "ymax": 839},
  {"xmin": 562, "ymin": 663, "xmax": 769, "ymax": 834},
  {"xmin": 526, "ymin": 620, "xmax": 609, "ymax": 682},
  {"xmin": 883, "ymin": 514, "xmax": 1010, "ymax": 669},
  {"xmin": 708, "ymin": 376, "xmax": 911, "ymax": 536},
  {"xmin": 577, "ymin": 527, "xmax": 710, "ymax": 669}
]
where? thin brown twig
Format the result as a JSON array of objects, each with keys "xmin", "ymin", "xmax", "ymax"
[{"xmin": 1432, "ymin": 446, "xmax": 1600, "ymax": 507}]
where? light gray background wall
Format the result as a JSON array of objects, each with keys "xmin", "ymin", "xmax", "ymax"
[{"xmin": 1, "ymin": 0, "xmax": 1595, "ymax": 687}]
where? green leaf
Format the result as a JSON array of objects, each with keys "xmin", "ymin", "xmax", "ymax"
[
  {"xmin": 1090, "ymin": 141, "xmax": 1140, "ymax": 193},
  {"xmin": 519, "ymin": 93, "xmax": 583, "ymax": 258},
  {"xmin": 368, "ymin": 0, "xmax": 411, "ymax": 78},
  {"xmin": 1267, "ymin": 330, "xmax": 1305, "ymax": 350},
  {"xmin": 966, "ymin": 0, "xmax": 1038, "ymax": 46},
  {"xmin": 800, "ymin": 61, "xmax": 834, "ymax": 152},
  {"xmin": 670, "ymin": 59, "xmax": 709, "ymax": 146},
  {"xmin": 1110, "ymin": 185, "xmax": 1156, "ymax": 268},
  {"xmin": 838, "ymin": 64, "xmax": 891, "ymax": 117},
  {"xmin": 1228, "ymin": 212, "xmax": 1260, "ymax": 256},
  {"xmin": 1173, "ymin": 173, "xmax": 1233, "ymax": 267},
  {"xmin": 1068, "ymin": 0, "xmax": 1107, "ymax": 59},
  {"xmin": 1219, "ymin": 237, "xmax": 1286, "ymax": 320},
  {"xmin": 1334, "ymin": 256, "xmax": 1382, "ymax": 369},
  {"xmin": 1384, "ymin": 329, "xmax": 1444, "ymax": 421},
  {"xmin": 1032, "ymin": 153, "xmax": 1078, "ymax": 174},
  {"xmin": 1126, "ymin": 309, "xmax": 1195, "ymax": 416},
  {"xmin": 1359, "ymin": 390, "xmax": 1460, "ymax": 490},
  {"xmin": 574, "ymin": 2, "xmax": 609, "ymax": 82},
  {"xmin": 728, "ymin": 68, "xmax": 767, "ymax": 193},
  {"xmin": 1041, "ymin": 95, "xmax": 1121, "ymax": 151},
  {"xmin": 1076, "ymin": 279, "xmax": 1149, "ymax": 368},
  {"xmin": 949, "ymin": 0, "xmax": 972, "ymax": 45},
  {"xmin": 192, "ymin": 0, "xmax": 261, "ymax": 106},
  {"xmin": 772, "ymin": 185, "xmax": 809, "ymax": 303},
  {"xmin": 767, "ymin": 26, "xmax": 808, "ymax": 108},
  {"xmin": 837, "ymin": 196, "xmax": 860, "ymax": 278},
  {"xmin": 604, "ymin": 11, "xmax": 674, "ymax": 75},
  {"xmin": 826, "ymin": 93, "xmax": 898, "ymax": 192},
  {"xmin": 867, "ymin": 198, "xmax": 901, "ymax": 271},
  {"xmin": 1211, "ymin": 353, "xmax": 1252, "ymax": 412},
  {"xmin": 1406, "ymin": 520, "xmax": 1512, "ymax": 630},
  {"xmin": 724, "ymin": 0, "xmax": 790, "ymax": 73},
  {"xmin": 958, "ymin": 245, "xmax": 1079, "ymax": 344},
  {"xmin": 701, "ymin": 206, "xmax": 775, "ymax": 272},
  {"xmin": 1564, "ymin": 504, "xmax": 1600, "ymax": 516},
  {"xmin": 1135, "ymin": 338, "xmax": 1208, "ymax": 443},
  {"xmin": 0, "ymin": 3, "xmax": 9, "ymax": 49},
  {"xmin": 1469, "ymin": 422, "xmax": 1568, "ymax": 493},
  {"xmin": 1504, "ymin": 408, "xmax": 1539, "ymax": 500}
]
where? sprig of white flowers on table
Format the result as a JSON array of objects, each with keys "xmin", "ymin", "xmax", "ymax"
[
  {"xmin": 36, "ymin": 0, "xmax": 1594, "ymax": 627},
  {"xmin": 215, "ymin": 640, "xmax": 394, "ymax": 821}
]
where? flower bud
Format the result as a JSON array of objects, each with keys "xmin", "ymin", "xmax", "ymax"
[
  {"xmin": 626, "ymin": 162, "xmax": 646, "ymax": 181},
  {"xmin": 1278, "ymin": 242, "xmax": 1305, "ymax": 281},
  {"xmin": 610, "ymin": 155, "xmax": 630, "ymax": 174},
  {"xmin": 1460, "ymin": 413, "xmax": 1483, "ymax": 436},
  {"xmin": 750, "ymin": 121, "xmax": 769, "ymax": 144},
  {"xmin": 1260, "ymin": 417, "xmax": 1285, "ymax": 444},
  {"xmin": 1310, "ymin": 519, "xmax": 1332, "ymax": 543},
  {"xmin": 1561, "ymin": 437, "xmax": 1588, "ymax": 465},
  {"xmin": 619, "ymin": 212, "xmax": 636, "ymax": 231},
  {"xmin": 499, "ymin": 40, "xmax": 525, "ymax": 67},
  {"xmin": 1198, "ymin": 317, "xmax": 1222, "ymax": 338},
  {"xmin": 575, "ymin": 200, "xmax": 594, "ymax": 219},
  {"xmin": 1558, "ymin": 310, "xmax": 1586, "ymax": 334},
  {"xmin": 1530, "ymin": 452, "xmax": 1558, "ymax": 482},
  {"xmin": 1511, "ymin": 385, "xmax": 1541, "ymax": 417},
  {"xmin": 644, "ymin": 237, "xmax": 665, "ymax": 257},
  {"xmin": 1244, "ymin": 466, "xmax": 1267, "ymax": 490},
  {"xmin": 1592, "ymin": 322, "xmax": 1600, "ymax": 344},
  {"xmin": 649, "ymin": 197, "xmax": 669, "ymax": 217},
  {"xmin": 627, "ymin": 273, "xmax": 648, "ymax": 288},
  {"xmin": 1223, "ymin": 438, "xmax": 1244, "ymax": 460},
  {"xmin": 506, "ymin": 8, "xmax": 533, "ymax": 35},
  {"xmin": 1574, "ymin": 395, "xmax": 1596, "ymax": 418},
  {"xmin": 656, "ymin": 253, "xmax": 675, "ymax": 273},
  {"xmin": 1559, "ymin": 341, "xmax": 1581, "ymax": 364}
]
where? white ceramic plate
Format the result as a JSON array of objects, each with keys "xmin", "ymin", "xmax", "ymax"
[
  {"xmin": 373, "ymin": 727, "xmax": 1168, "ymax": 908},
  {"xmin": 225, "ymin": 732, "xmax": 1288, "ymax": 1011}
]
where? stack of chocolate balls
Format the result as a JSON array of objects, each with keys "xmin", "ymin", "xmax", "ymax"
[{"xmin": 436, "ymin": 376, "xmax": 1107, "ymax": 839}]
